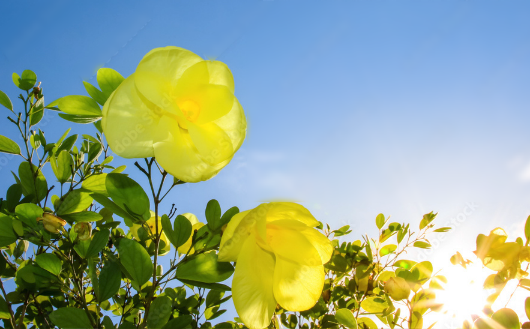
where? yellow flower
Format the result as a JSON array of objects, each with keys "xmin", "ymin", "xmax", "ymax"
[
  {"xmin": 131, "ymin": 212, "xmax": 171, "ymax": 256},
  {"xmin": 37, "ymin": 213, "xmax": 66, "ymax": 234},
  {"xmin": 102, "ymin": 46, "xmax": 247, "ymax": 183},
  {"xmin": 177, "ymin": 213, "xmax": 205, "ymax": 255},
  {"xmin": 74, "ymin": 222, "xmax": 92, "ymax": 240},
  {"xmin": 218, "ymin": 202, "xmax": 333, "ymax": 329},
  {"xmin": 384, "ymin": 277, "xmax": 410, "ymax": 301}
]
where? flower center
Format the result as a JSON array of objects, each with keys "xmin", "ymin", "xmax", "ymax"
[{"xmin": 177, "ymin": 100, "xmax": 200, "ymax": 129}]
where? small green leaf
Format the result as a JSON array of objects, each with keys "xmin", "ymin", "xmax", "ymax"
[
  {"xmin": 0, "ymin": 90, "xmax": 13, "ymax": 112},
  {"xmin": 376, "ymin": 213, "xmax": 386, "ymax": 230},
  {"xmin": 83, "ymin": 81, "xmax": 107, "ymax": 106},
  {"xmin": 0, "ymin": 135, "xmax": 21, "ymax": 155},
  {"xmin": 0, "ymin": 295, "xmax": 10, "ymax": 319},
  {"xmin": 15, "ymin": 203, "xmax": 42, "ymax": 228},
  {"xmin": 393, "ymin": 259, "xmax": 416, "ymax": 270},
  {"xmin": 106, "ymin": 173, "xmax": 150, "ymax": 221},
  {"xmin": 56, "ymin": 134, "xmax": 78, "ymax": 154},
  {"xmin": 50, "ymin": 150, "xmax": 73, "ymax": 184},
  {"xmin": 118, "ymin": 238, "xmax": 153, "ymax": 287},
  {"xmin": 5, "ymin": 184, "xmax": 22, "ymax": 212},
  {"xmin": 18, "ymin": 162, "xmax": 47, "ymax": 202},
  {"xmin": 161, "ymin": 315, "xmax": 193, "ymax": 329},
  {"xmin": 58, "ymin": 95, "xmax": 102, "ymax": 116},
  {"xmin": 61, "ymin": 211, "xmax": 103, "ymax": 223},
  {"xmin": 525, "ymin": 216, "xmax": 530, "ymax": 244},
  {"xmin": 97, "ymin": 260, "xmax": 121, "ymax": 302},
  {"xmin": 433, "ymin": 227, "xmax": 452, "ymax": 233},
  {"xmin": 147, "ymin": 296, "xmax": 172, "ymax": 329},
  {"xmin": 176, "ymin": 251, "xmax": 234, "ymax": 284},
  {"xmin": 97, "ymin": 68, "xmax": 124, "ymax": 100},
  {"xmin": 525, "ymin": 297, "xmax": 530, "ymax": 321},
  {"xmin": 50, "ymin": 307, "xmax": 92, "ymax": 329},
  {"xmin": 335, "ymin": 308, "xmax": 357, "ymax": 329},
  {"xmin": 413, "ymin": 241, "xmax": 432, "ymax": 249},
  {"xmin": 179, "ymin": 279, "xmax": 231, "ymax": 291},
  {"xmin": 491, "ymin": 308, "xmax": 520, "ymax": 329},
  {"xmin": 162, "ymin": 214, "xmax": 192, "ymax": 249},
  {"xmin": 419, "ymin": 211, "xmax": 437, "ymax": 230},
  {"xmin": 58, "ymin": 113, "xmax": 101, "ymax": 124},
  {"xmin": 380, "ymin": 244, "xmax": 397, "ymax": 257},
  {"xmin": 82, "ymin": 173, "xmax": 108, "ymax": 196},
  {"xmin": 205, "ymin": 199, "xmax": 222, "ymax": 231},
  {"xmin": 85, "ymin": 229, "xmax": 110, "ymax": 259},
  {"xmin": 35, "ymin": 253, "xmax": 62, "ymax": 276},
  {"xmin": 56, "ymin": 190, "xmax": 93, "ymax": 215},
  {"xmin": 30, "ymin": 97, "xmax": 45, "ymax": 126},
  {"xmin": 0, "ymin": 216, "xmax": 17, "ymax": 247},
  {"xmin": 12, "ymin": 70, "xmax": 37, "ymax": 91}
]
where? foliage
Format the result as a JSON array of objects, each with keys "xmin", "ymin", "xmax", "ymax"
[{"xmin": 0, "ymin": 52, "xmax": 527, "ymax": 329}]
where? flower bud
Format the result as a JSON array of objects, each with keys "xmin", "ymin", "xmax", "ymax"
[
  {"xmin": 74, "ymin": 222, "xmax": 92, "ymax": 240},
  {"xmin": 37, "ymin": 213, "xmax": 66, "ymax": 234},
  {"xmin": 384, "ymin": 277, "xmax": 411, "ymax": 301}
]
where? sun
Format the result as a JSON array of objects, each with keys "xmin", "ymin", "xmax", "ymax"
[{"xmin": 434, "ymin": 261, "xmax": 493, "ymax": 326}]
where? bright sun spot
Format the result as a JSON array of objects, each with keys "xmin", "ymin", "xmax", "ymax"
[{"xmin": 435, "ymin": 261, "xmax": 493, "ymax": 324}]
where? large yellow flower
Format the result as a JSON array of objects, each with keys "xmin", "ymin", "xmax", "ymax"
[
  {"xmin": 218, "ymin": 202, "xmax": 333, "ymax": 329},
  {"xmin": 102, "ymin": 46, "xmax": 247, "ymax": 183}
]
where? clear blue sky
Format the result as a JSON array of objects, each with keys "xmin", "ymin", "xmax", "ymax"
[{"xmin": 1, "ymin": 0, "xmax": 530, "ymax": 325}]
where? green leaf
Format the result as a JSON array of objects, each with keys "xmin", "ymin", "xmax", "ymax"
[
  {"xmin": 433, "ymin": 227, "xmax": 451, "ymax": 233},
  {"xmin": 206, "ymin": 290, "xmax": 225, "ymax": 308},
  {"xmin": 118, "ymin": 238, "xmax": 153, "ymax": 287},
  {"xmin": 491, "ymin": 308, "xmax": 520, "ymax": 329},
  {"xmin": 361, "ymin": 296, "xmax": 389, "ymax": 313},
  {"xmin": 12, "ymin": 70, "xmax": 37, "ymax": 91},
  {"xmin": 205, "ymin": 199, "xmax": 222, "ymax": 231},
  {"xmin": 57, "ymin": 134, "xmax": 78, "ymax": 154},
  {"xmin": 162, "ymin": 214, "xmax": 192, "ymax": 249},
  {"xmin": 82, "ymin": 174, "xmax": 108, "ymax": 196},
  {"xmin": 419, "ymin": 211, "xmax": 437, "ymax": 230},
  {"xmin": 357, "ymin": 317, "xmax": 378, "ymax": 329},
  {"xmin": 0, "ymin": 295, "xmax": 10, "ymax": 319},
  {"xmin": 393, "ymin": 259, "xmax": 416, "ymax": 270},
  {"xmin": 91, "ymin": 193, "xmax": 135, "ymax": 225},
  {"xmin": 83, "ymin": 81, "xmax": 107, "ymax": 106},
  {"xmin": 180, "ymin": 279, "xmax": 231, "ymax": 291},
  {"xmin": 74, "ymin": 239, "xmax": 90, "ymax": 258},
  {"xmin": 0, "ymin": 216, "xmax": 17, "ymax": 247},
  {"xmin": 0, "ymin": 90, "xmax": 13, "ymax": 112},
  {"xmin": 106, "ymin": 173, "xmax": 150, "ymax": 220},
  {"xmin": 30, "ymin": 97, "xmax": 45, "ymax": 126},
  {"xmin": 85, "ymin": 229, "xmax": 110, "ymax": 258},
  {"xmin": 58, "ymin": 95, "xmax": 102, "ymax": 116},
  {"xmin": 102, "ymin": 316, "xmax": 114, "ymax": 329},
  {"xmin": 15, "ymin": 203, "xmax": 42, "ymax": 228},
  {"xmin": 176, "ymin": 251, "xmax": 234, "ymax": 284},
  {"xmin": 58, "ymin": 113, "xmax": 101, "ymax": 124},
  {"xmin": 376, "ymin": 213, "xmax": 386, "ymax": 230},
  {"xmin": 61, "ymin": 211, "xmax": 103, "ymax": 223},
  {"xmin": 220, "ymin": 206, "xmax": 239, "ymax": 228},
  {"xmin": 147, "ymin": 296, "xmax": 172, "ymax": 329},
  {"xmin": 35, "ymin": 253, "xmax": 62, "ymax": 276},
  {"xmin": 380, "ymin": 244, "xmax": 397, "ymax": 257},
  {"xmin": 50, "ymin": 150, "xmax": 73, "ymax": 184},
  {"xmin": 413, "ymin": 241, "xmax": 432, "ymax": 249},
  {"xmin": 525, "ymin": 216, "xmax": 530, "ymax": 244},
  {"xmin": 18, "ymin": 162, "xmax": 47, "ymax": 202},
  {"xmin": 97, "ymin": 261, "xmax": 121, "ymax": 302},
  {"xmin": 335, "ymin": 308, "xmax": 357, "ymax": 329},
  {"xmin": 56, "ymin": 190, "xmax": 93, "ymax": 215},
  {"xmin": 87, "ymin": 142, "xmax": 102, "ymax": 163},
  {"xmin": 0, "ymin": 135, "xmax": 20, "ymax": 155},
  {"xmin": 50, "ymin": 307, "xmax": 93, "ymax": 329},
  {"xmin": 97, "ymin": 68, "xmax": 124, "ymax": 100},
  {"xmin": 5, "ymin": 184, "xmax": 22, "ymax": 212}
]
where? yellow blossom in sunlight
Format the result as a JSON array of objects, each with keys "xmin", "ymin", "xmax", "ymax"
[
  {"xmin": 384, "ymin": 277, "xmax": 410, "ymax": 301},
  {"xmin": 102, "ymin": 46, "xmax": 247, "ymax": 183},
  {"xmin": 131, "ymin": 212, "xmax": 171, "ymax": 256},
  {"xmin": 177, "ymin": 213, "xmax": 205, "ymax": 255},
  {"xmin": 74, "ymin": 222, "xmax": 92, "ymax": 241},
  {"xmin": 218, "ymin": 202, "xmax": 333, "ymax": 329},
  {"xmin": 37, "ymin": 213, "xmax": 66, "ymax": 234}
]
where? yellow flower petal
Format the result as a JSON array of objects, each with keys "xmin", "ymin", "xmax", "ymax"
[
  {"xmin": 266, "ymin": 220, "xmax": 322, "ymax": 267},
  {"xmin": 134, "ymin": 46, "xmax": 202, "ymax": 113},
  {"xmin": 205, "ymin": 61, "xmax": 235, "ymax": 93},
  {"xmin": 233, "ymin": 234, "xmax": 277, "ymax": 329},
  {"xmin": 188, "ymin": 122, "xmax": 234, "ymax": 165},
  {"xmin": 273, "ymin": 257, "xmax": 325, "ymax": 312},
  {"xmin": 213, "ymin": 97, "xmax": 247, "ymax": 153},
  {"xmin": 218, "ymin": 210, "xmax": 252, "ymax": 262},
  {"xmin": 102, "ymin": 74, "xmax": 161, "ymax": 158},
  {"xmin": 153, "ymin": 115, "xmax": 229, "ymax": 182},
  {"xmin": 174, "ymin": 84, "xmax": 234, "ymax": 125},
  {"xmin": 266, "ymin": 203, "xmax": 320, "ymax": 227}
]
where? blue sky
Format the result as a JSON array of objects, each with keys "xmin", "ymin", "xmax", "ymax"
[{"xmin": 2, "ymin": 0, "xmax": 530, "ymax": 326}]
